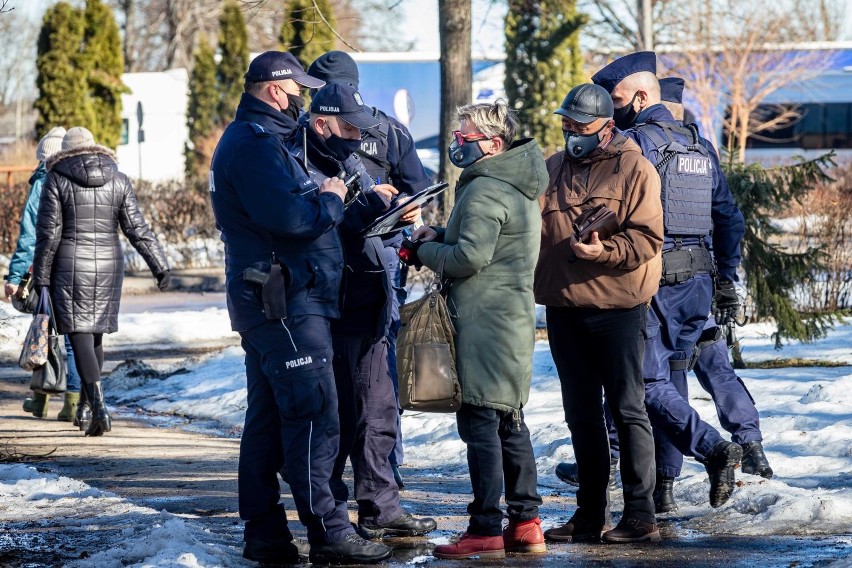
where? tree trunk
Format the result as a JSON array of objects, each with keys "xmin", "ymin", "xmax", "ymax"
[
  {"xmin": 437, "ymin": 0, "xmax": 471, "ymax": 216},
  {"xmin": 121, "ymin": 0, "xmax": 136, "ymax": 72}
]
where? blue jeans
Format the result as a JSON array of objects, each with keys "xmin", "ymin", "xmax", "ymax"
[{"xmin": 64, "ymin": 335, "xmax": 81, "ymax": 391}]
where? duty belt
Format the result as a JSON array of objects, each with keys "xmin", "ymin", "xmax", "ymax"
[{"xmin": 660, "ymin": 246, "xmax": 715, "ymax": 286}]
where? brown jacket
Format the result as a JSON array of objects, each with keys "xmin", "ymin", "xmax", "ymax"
[{"xmin": 534, "ymin": 132, "xmax": 663, "ymax": 309}]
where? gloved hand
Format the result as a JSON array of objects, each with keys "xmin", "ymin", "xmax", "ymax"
[
  {"xmin": 156, "ymin": 270, "xmax": 171, "ymax": 292},
  {"xmin": 713, "ymin": 280, "xmax": 739, "ymax": 325},
  {"xmin": 399, "ymin": 238, "xmax": 423, "ymax": 269}
]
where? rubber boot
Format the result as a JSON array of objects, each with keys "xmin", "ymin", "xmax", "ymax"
[
  {"xmin": 83, "ymin": 381, "xmax": 111, "ymax": 437},
  {"xmin": 23, "ymin": 393, "xmax": 50, "ymax": 418},
  {"xmin": 75, "ymin": 386, "xmax": 92, "ymax": 432},
  {"xmin": 57, "ymin": 392, "xmax": 80, "ymax": 422}
]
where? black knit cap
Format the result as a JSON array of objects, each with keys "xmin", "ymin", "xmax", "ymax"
[{"xmin": 307, "ymin": 51, "xmax": 360, "ymax": 89}]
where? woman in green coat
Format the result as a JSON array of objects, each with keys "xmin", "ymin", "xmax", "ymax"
[{"xmin": 405, "ymin": 101, "xmax": 549, "ymax": 559}]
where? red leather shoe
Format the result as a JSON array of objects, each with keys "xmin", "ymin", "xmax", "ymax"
[
  {"xmin": 503, "ymin": 517, "xmax": 546, "ymax": 554},
  {"xmin": 433, "ymin": 532, "xmax": 505, "ymax": 559}
]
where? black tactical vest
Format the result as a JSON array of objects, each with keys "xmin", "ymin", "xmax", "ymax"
[
  {"xmin": 637, "ymin": 121, "xmax": 713, "ymax": 238},
  {"xmin": 357, "ymin": 109, "xmax": 397, "ymax": 186}
]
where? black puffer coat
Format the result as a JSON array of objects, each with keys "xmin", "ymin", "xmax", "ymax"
[{"xmin": 33, "ymin": 145, "xmax": 168, "ymax": 334}]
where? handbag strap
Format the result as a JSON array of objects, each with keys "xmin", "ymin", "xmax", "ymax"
[{"xmin": 428, "ymin": 247, "xmax": 451, "ymax": 294}]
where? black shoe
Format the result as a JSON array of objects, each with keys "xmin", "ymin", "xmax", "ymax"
[
  {"xmin": 555, "ymin": 457, "xmax": 618, "ymax": 489},
  {"xmin": 83, "ymin": 381, "xmax": 111, "ymax": 437},
  {"xmin": 309, "ymin": 533, "xmax": 392, "ymax": 565},
  {"xmin": 653, "ymin": 475, "xmax": 677, "ymax": 514},
  {"xmin": 601, "ymin": 517, "xmax": 661, "ymax": 543},
  {"xmin": 391, "ymin": 464, "xmax": 405, "ymax": 490},
  {"xmin": 543, "ymin": 514, "xmax": 610, "ymax": 543},
  {"xmin": 358, "ymin": 512, "xmax": 437, "ymax": 538},
  {"xmin": 243, "ymin": 535, "xmax": 301, "ymax": 565},
  {"xmin": 741, "ymin": 441, "xmax": 773, "ymax": 479},
  {"xmin": 705, "ymin": 441, "xmax": 743, "ymax": 508}
]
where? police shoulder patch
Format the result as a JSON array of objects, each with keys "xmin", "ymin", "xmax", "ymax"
[{"xmin": 249, "ymin": 123, "xmax": 271, "ymax": 137}]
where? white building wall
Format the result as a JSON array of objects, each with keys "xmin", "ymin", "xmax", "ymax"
[{"xmin": 116, "ymin": 69, "xmax": 189, "ymax": 183}]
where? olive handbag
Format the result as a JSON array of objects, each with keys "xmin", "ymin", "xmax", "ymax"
[{"xmin": 396, "ymin": 253, "xmax": 461, "ymax": 413}]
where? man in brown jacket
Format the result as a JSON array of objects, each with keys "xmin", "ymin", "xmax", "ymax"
[{"xmin": 535, "ymin": 83, "xmax": 663, "ymax": 544}]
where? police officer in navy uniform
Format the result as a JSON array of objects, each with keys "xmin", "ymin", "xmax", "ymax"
[
  {"xmin": 652, "ymin": 76, "xmax": 773, "ymax": 511},
  {"xmin": 286, "ymin": 82, "xmax": 437, "ymax": 539},
  {"xmin": 591, "ymin": 51, "xmax": 746, "ymax": 510},
  {"xmin": 308, "ymin": 51, "xmax": 433, "ymax": 489},
  {"xmin": 208, "ymin": 51, "xmax": 392, "ymax": 566}
]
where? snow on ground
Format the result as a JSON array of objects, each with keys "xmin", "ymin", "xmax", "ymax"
[
  {"xmin": 0, "ymin": 463, "xmax": 245, "ymax": 567},
  {"xmin": 3, "ymin": 300, "xmax": 852, "ymax": 563}
]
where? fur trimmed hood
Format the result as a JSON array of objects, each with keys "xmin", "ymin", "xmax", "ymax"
[{"xmin": 46, "ymin": 144, "xmax": 119, "ymax": 188}]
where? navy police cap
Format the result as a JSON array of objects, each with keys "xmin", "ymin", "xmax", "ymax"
[
  {"xmin": 310, "ymin": 83, "xmax": 380, "ymax": 129},
  {"xmin": 660, "ymin": 77, "xmax": 685, "ymax": 104},
  {"xmin": 244, "ymin": 51, "xmax": 325, "ymax": 88},
  {"xmin": 592, "ymin": 51, "xmax": 657, "ymax": 94}
]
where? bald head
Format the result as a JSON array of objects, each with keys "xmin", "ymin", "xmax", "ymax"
[{"xmin": 613, "ymin": 71, "xmax": 660, "ymax": 106}]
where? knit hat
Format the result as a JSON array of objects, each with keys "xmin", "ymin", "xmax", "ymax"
[
  {"xmin": 61, "ymin": 126, "xmax": 95, "ymax": 151},
  {"xmin": 308, "ymin": 51, "xmax": 360, "ymax": 89},
  {"xmin": 36, "ymin": 127, "xmax": 66, "ymax": 161}
]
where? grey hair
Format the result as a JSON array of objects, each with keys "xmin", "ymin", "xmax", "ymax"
[{"xmin": 456, "ymin": 99, "xmax": 518, "ymax": 146}]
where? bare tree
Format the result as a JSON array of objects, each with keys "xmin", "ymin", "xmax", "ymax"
[
  {"xmin": 438, "ymin": 0, "xmax": 471, "ymax": 213},
  {"xmin": 659, "ymin": 0, "xmax": 841, "ymax": 160}
]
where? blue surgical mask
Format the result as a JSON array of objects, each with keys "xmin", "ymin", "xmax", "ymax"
[
  {"xmin": 563, "ymin": 121, "xmax": 609, "ymax": 160},
  {"xmin": 448, "ymin": 137, "xmax": 485, "ymax": 169}
]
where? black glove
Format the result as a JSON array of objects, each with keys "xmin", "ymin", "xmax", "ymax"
[
  {"xmin": 399, "ymin": 238, "xmax": 423, "ymax": 269},
  {"xmin": 713, "ymin": 280, "xmax": 739, "ymax": 325},
  {"xmin": 156, "ymin": 270, "xmax": 171, "ymax": 292}
]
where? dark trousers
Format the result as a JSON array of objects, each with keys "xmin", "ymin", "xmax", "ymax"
[
  {"xmin": 330, "ymin": 334, "xmax": 404, "ymax": 525},
  {"xmin": 644, "ymin": 274, "xmax": 725, "ymax": 469},
  {"xmin": 547, "ymin": 305, "xmax": 656, "ymax": 524},
  {"xmin": 67, "ymin": 332, "xmax": 104, "ymax": 385},
  {"xmin": 456, "ymin": 403, "xmax": 542, "ymax": 536},
  {"xmin": 238, "ymin": 316, "xmax": 354, "ymax": 545},
  {"xmin": 385, "ymin": 248, "xmax": 405, "ymax": 467},
  {"xmin": 656, "ymin": 324, "xmax": 762, "ymax": 476}
]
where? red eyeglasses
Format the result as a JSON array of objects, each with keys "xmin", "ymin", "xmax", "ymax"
[{"xmin": 452, "ymin": 130, "xmax": 491, "ymax": 145}]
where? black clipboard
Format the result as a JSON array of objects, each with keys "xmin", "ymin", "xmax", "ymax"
[{"xmin": 360, "ymin": 182, "xmax": 448, "ymax": 237}]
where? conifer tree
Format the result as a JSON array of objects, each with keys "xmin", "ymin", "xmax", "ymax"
[
  {"xmin": 35, "ymin": 2, "xmax": 92, "ymax": 139},
  {"xmin": 724, "ymin": 152, "xmax": 838, "ymax": 348},
  {"xmin": 81, "ymin": 0, "xmax": 128, "ymax": 148},
  {"xmin": 186, "ymin": 35, "xmax": 218, "ymax": 180},
  {"xmin": 216, "ymin": 1, "xmax": 249, "ymax": 124},
  {"xmin": 280, "ymin": 0, "xmax": 337, "ymax": 70},
  {"xmin": 504, "ymin": 0, "xmax": 587, "ymax": 155}
]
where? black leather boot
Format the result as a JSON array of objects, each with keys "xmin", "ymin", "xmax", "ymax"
[
  {"xmin": 75, "ymin": 386, "xmax": 92, "ymax": 432},
  {"xmin": 741, "ymin": 441, "xmax": 773, "ymax": 479},
  {"xmin": 84, "ymin": 381, "xmax": 111, "ymax": 437},
  {"xmin": 653, "ymin": 474, "xmax": 677, "ymax": 513},
  {"xmin": 704, "ymin": 441, "xmax": 743, "ymax": 508}
]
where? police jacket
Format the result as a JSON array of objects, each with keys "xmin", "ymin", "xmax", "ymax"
[
  {"xmin": 210, "ymin": 93, "xmax": 345, "ymax": 331},
  {"xmin": 286, "ymin": 122, "xmax": 394, "ymax": 340},
  {"xmin": 623, "ymin": 104, "xmax": 745, "ymax": 282}
]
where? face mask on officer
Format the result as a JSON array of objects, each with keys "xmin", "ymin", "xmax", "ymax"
[
  {"xmin": 613, "ymin": 91, "xmax": 640, "ymax": 130},
  {"xmin": 320, "ymin": 118, "xmax": 362, "ymax": 160},
  {"xmin": 563, "ymin": 120, "xmax": 610, "ymax": 160},
  {"xmin": 448, "ymin": 129, "xmax": 493, "ymax": 169},
  {"xmin": 274, "ymin": 84, "xmax": 303, "ymax": 122}
]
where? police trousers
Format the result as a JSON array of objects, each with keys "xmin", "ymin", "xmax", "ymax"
[
  {"xmin": 238, "ymin": 316, "xmax": 354, "ymax": 545},
  {"xmin": 655, "ymin": 322, "xmax": 763, "ymax": 477},
  {"xmin": 330, "ymin": 334, "xmax": 404, "ymax": 525},
  {"xmin": 547, "ymin": 305, "xmax": 656, "ymax": 523},
  {"xmin": 643, "ymin": 274, "xmax": 725, "ymax": 470}
]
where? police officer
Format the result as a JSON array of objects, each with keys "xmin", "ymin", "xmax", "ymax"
[
  {"xmin": 308, "ymin": 51, "xmax": 433, "ymax": 489},
  {"xmin": 591, "ymin": 51, "xmax": 746, "ymax": 509},
  {"xmin": 651, "ymin": 76, "xmax": 773, "ymax": 512},
  {"xmin": 209, "ymin": 51, "xmax": 391, "ymax": 565},
  {"xmin": 286, "ymin": 82, "xmax": 437, "ymax": 539}
]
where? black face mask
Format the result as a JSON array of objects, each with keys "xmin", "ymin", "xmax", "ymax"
[
  {"xmin": 563, "ymin": 121, "xmax": 608, "ymax": 160},
  {"xmin": 613, "ymin": 91, "xmax": 639, "ymax": 130},
  {"xmin": 448, "ymin": 138, "xmax": 486, "ymax": 169},
  {"xmin": 325, "ymin": 133, "xmax": 362, "ymax": 161},
  {"xmin": 281, "ymin": 93, "xmax": 304, "ymax": 122}
]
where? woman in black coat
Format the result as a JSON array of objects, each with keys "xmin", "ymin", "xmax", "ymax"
[{"xmin": 33, "ymin": 127, "xmax": 170, "ymax": 436}]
